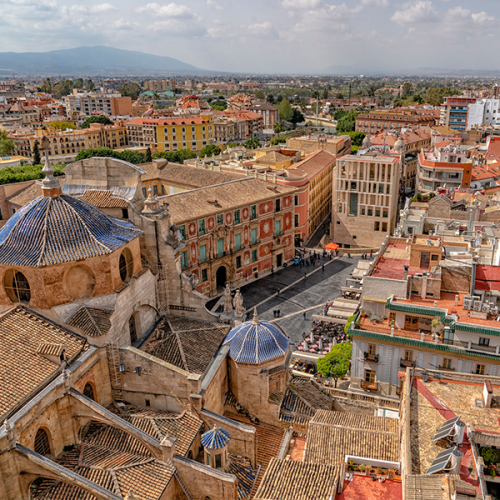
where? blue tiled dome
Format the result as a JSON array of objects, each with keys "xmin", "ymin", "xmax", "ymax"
[
  {"xmin": 0, "ymin": 195, "xmax": 142, "ymax": 267},
  {"xmin": 224, "ymin": 310, "xmax": 290, "ymax": 364},
  {"xmin": 201, "ymin": 426, "xmax": 230, "ymax": 450}
]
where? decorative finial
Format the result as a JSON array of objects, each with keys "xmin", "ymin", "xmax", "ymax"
[
  {"xmin": 142, "ymin": 185, "xmax": 161, "ymax": 215},
  {"xmin": 40, "ymin": 136, "xmax": 61, "ymax": 196},
  {"xmin": 251, "ymin": 307, "xmax": 260, "ymax": 325}
]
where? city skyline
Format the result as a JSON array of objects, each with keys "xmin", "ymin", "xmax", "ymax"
[{"xmin": 0, "ymin": 0, "xmax": 499, "ymax": 74}]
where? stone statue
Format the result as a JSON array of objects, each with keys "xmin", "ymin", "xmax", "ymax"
[
  {"xmin": 233, "ymin": 289, "xmax": 245, "ymax": 318},
  {"xmin": 223, "ymin": 284, "xmax": 233, "ymax": 315}
]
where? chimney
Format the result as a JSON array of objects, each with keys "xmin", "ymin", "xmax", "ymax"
[
  {"xmin": 454, "ymin": 421, "xmax": 466, "ymax": 445},
  {"xmin": 153, "ymin": 159, "xmax": 168, "ymax": 169},
  {"xmin": 421, "ymin": 275, "xmax": 428, "ymax": 299},
  {"xmin": 455, "ymin": 294, "xmax": 459, "ymax": 306},
  {"xmin": 161, "ymin": 433, "xmax": 177, "ymax": 462},
  {"xmin": 484, "ymin": 379, "xmax": 493, "ymax": 408},
  {"xmin": 403, "ymin": 265, "xmax": 409, "ymax": 280}
]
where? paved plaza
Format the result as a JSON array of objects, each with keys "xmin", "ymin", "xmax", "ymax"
[{"xmin": 208, "ymin": 254, "xmax": 359, "ymax": 346}]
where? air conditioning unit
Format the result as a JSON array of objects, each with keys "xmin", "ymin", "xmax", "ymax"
[
  {"xmin": 463, "ymin": 296, "xmax": 474, "ymax": 310},
  {"xmin": 482, "ymin": 303, "xmax": 490, "ymax": 314},
  {"xmin": 473, "ymin": 300, "xmax": 482, "ymax": 312}
]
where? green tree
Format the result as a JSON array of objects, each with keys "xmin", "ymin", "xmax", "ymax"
[
  {"xmin": 337, "ymin": 92, "xmax": 344, "ymax": 100},
  {"xmin": 274, "ymin": 122, "xmax": 284, "ymax": 134},
  {"xmin": 225, "ymin": 142, "xmax": 240, "ymax": 149},
  {"xmin": 0, "ymin": 130, "xmax": 14, "ymax": 156},
  {"xmin": 146, "ymin": 147, "xmax": 152, "ymax": 163},
  {"xmin": 40, "ymin": 77, "xmax": 52, "ymax": 93},
  {"xmin": 85, "ymin": 79, "xmax": 95, "ymax": 91},
  {"xmin": 200, "ymin": 145, "xmax": 221, "ymax": 158},
  {"xmin": 243, "ymin": 138, "xmax": 260, "ymax": 149},
  {"xmin": 278, "ymin": 98, "xmax": 293, "ymax": 122},
  {"xmin": 76, "ymin": 147, "xmax": 119, "ymax": 161},
  {"xmin": 345, "ymin": 131, "xmax": 365, "ymax": 147},
  {"xmin": 73, "ymin": 78, "xmax": 84, "ymax": 89},
  {"xmin": 53, "ymin": 79, "xmax": 74, "ymax": 98},
  {"xmin": 152, "ymin": 149, "xmax": 197, "ymax": 163},
  {"xmin": 317, "ymin": 342, "xmax": 352, "ymax": 387},
  {"xmin": 32, "ymin": 140, "xmax": 41, "ymax": 165},
  {"xmin": 81, "ymin": 115, "xmax": 114, "ymax": 128},
  {"xmin": 211, "ymin": 99, "xmax": 227, "ymax": 110},
  {"xmin": 255, "ymin": 90, "xmax": 265, "ymax": 100},
  {"xmin": 402, "ymin": 82, "xmax": 413, "ymax": 96},
  {"xmin": 322, "ymin": 88, "xmax": 329, "ymax": 100},
  {"xmin": 48, "ymin": 121, "xmax": 77, "ymax": 131},
  {"xmin": 311, "ymin": 90, "xmax": 320, "ymax": 100},
  {"xmin": 336, "ymin": 112, "xmax": 358, "ymax": 134},
  {"xmin": 290, "ymin": 109, "xmax": 305, "ymax": 126},
  {"xmin": 267, "ymin": 94, "xmax": 275, "ymax": 104},
  {"xmin": 333, "ymin": 109, "xmax": 346, "ymax": 121},
  {"xmin": 119, "ymin": 83, "xmax": 142, "ymax": 99}
]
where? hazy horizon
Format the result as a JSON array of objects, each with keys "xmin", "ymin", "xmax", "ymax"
[{"xmin": 1, "ymin": 0, "xmax": 499, "ymax": 74}]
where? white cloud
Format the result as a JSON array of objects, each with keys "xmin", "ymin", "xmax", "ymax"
[
  {"xmin": 207, "ymin": 0, "xmax": 223, "ymax": 11},
  {"xmin": 90, "ymin": 3, "xmax": 117, "ymax": 13},
  {"xmin": 247, "ymin": 21, "xmax": 278, "ymax": 38},
  {"xmin": 472, "ymin": 11, "xmax": 495, "ymax": 24},
  {"xmin": 361, "ymin": 0, "xmax": 389, "ymax": 7},
  {"xmin": 391, "ymin": 1, "xmax": 437, "ymax": 25},
  {"xmin": 136, "ymin": 2, "xmax": 196, "ymax": 19},
  {"xmin": 281, "ymin": 0, "xmax": 320, "ymax": 10}
]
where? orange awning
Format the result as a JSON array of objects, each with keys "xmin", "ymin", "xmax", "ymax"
[{"xmin": 325, "ymin": 242, "xmax": 339, "ymax": 250}]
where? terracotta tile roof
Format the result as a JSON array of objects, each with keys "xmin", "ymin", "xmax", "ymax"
[
  {"xmin": 6, "ymin": 177, "xmax": 65, "ymax": 207},
  {"xmin": 228, "ymin": 455, "xmax": 258, "ymax": 500},
  {"xmin": 77, "ymin": 190, "xmax": 129, "ymax": 209},
  {"xmin": 142, "ymin": 316, "xmax": 230, "ymax": 375},
  {"xmin": 287, "ymin": 150, "xmax": 335, "ymax": 179},
  {"xmin": 304, "ymin": 410, "xmax": 399, "ymax": 464},
  {"xmin": 256, "ymin": 151, "xmax": 290, "ymax": 164},
  {"xmin": 126, "ymin": 117, "xmax": 210, "ymax": 126},
  {"xmin": 67, "ymin": 307, "xmax": 113, "ymax": 337},
  {"xmin": 471, "ymin": 165, "xmax": 500, "ymax": 181},
  {"xmin": 163, "ymin": 178, "xmax": 295, "ymax": 223},
  {"xmin": 254, "ymin": 458, "xmax": 338, "ymax": 500},
  {"xmin": 0, "ymin": 306, "xmax": 87, "ymax": 419},
  {"xmin": 311, "ymin": 409, "xmax": 399, "ymax": 433},
  {"xmin": 140, "ymin": 161, "xmax": 241, "ymax": 186},
  {"xmin": 279, "ymin": 378, "xmax": 333, "ymax": 425}
]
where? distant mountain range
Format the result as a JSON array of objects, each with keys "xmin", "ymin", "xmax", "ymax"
[
  {"xmin": 323, "ymin": 64, "xmax": 500, "ymax": 77},
  {"xmin": 0, "ymin": 46, "xmax": 213, "ymax": 76}
]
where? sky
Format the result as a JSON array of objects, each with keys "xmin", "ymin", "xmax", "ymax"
[{"xmin": 0, "ymin": 0, "xmax": 499, "ymax": 74}]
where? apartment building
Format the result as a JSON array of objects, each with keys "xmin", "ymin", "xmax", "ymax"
[
  {"xmin": 126, "ymin": 115, "xmax": 214, "ymax": 152},
  {"xmin": 214, "ymin": 110, "xmax": 264, "ymax": 142},
  {"xmin": 286, "ymin": 135, "xmax": 351, "ymax": 157},
  {"xmin": 417, "ymin": 144, "xmax": 472, "ymax": 193},
  {"xmin": 350, "ymin": 235, "xmax": 500, "ymax": 396},
  {"xmin": 467, "ymin": 98, "xmax": 500, "ymax": 130},
  {"xmin": 227, "ymin": 94, "xmax": 279, "ymax": 128},
  {"xmin": 64, "ymin": 90, "xmax": 133, "ymax": 118},
  {"xmin": 331, "ymin": 153, "xmax": 401, "ymax": 248},
  {"xmin": 9, "ymin": 122, "xmax": 128, "ymax": 158},
  {"xmin": 355, "ymin": 110, "xmax": 435, "ymax": 134},
  {"xmin": 439, "ymin": 96, "xmax": 476, "ymax": 132},
  {"xmin": 143, "ymin": 79, "xmax": 176, "ymax": 92}
]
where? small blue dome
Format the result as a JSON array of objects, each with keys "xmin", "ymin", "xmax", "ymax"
[
  {"xmin": 201, "ymin": 426, "xmax": 230, "ymax": 450},
  {"xmin": 224, "ymin": 310, "xmax": 289, "ymax": 364},
  {"xmin": 0, "ymin": 195, "xmax": 141, "ymax": 267}
]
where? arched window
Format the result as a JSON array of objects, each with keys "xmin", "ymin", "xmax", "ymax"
[
  {"xmin": 4, "ymin": 270, "xmax": 31, "ymax": 303},
  {"xmin": 119, "ymin": 248, "xmax": 133, "ymax": 282},
  {"xmin": 83, "ymin": 383, "xmax": 95, "ymax": 401},
  {"xmin": 34, "ymin": 428, "xmax": 51, "ymax": 456}
]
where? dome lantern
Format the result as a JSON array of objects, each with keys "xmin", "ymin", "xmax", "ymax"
[{"xmin": 201, "ymin": 426, "xmax": 230, "ymax": 469}]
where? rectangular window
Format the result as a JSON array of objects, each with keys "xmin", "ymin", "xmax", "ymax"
[
  {"xmin": 383, "ymin": 210, "xmax": 388, "ymax": 218},
  {"xmin": 161, "ymin": 185, "xmax": 165, "ymax": 195},
  {"xmin": 202, "ymin": 269, "xmax": 208, "ymax": 282},
  {"xmin": 275, "ymin": 220, "xmax": 281, "ymax": 236},
  {"xmin": 153, "ymin": 185, "xmax": 158, "ymax": 195},
  {"xmin": 235, "ymin": 234, "xmax": 241, "ymax": 251},
  {"xmin": 368, "ymin": 344, "xmax": 376, "ymax": 355},
  {"xmin": 294, "ymin": 195, "xmax": 299, "ymax": 206},
  {"xmin": 252, "ymin": 249, "xmax": 257, "ymax": 262},
  {"xmin": 404, "ymin": 315, "xmax": 419, "ymax": 330},
  {"xmin": 364, "ymin": 369, "xmax": 376, "ymax": 383},
  {"xmin": 378, "ymin": 184, "xmax": 384, "ymax": 194},
  {"xmin": 234, "ymin": 209, "xmax": 240, "ymax": 224},
  {"xmin": 142, "ymin": 187, "xmax": 147, "ymax": 197},
  {"xmin": 200, "ymin": 244, "xmax": 207, "ymax": 263},
  {"xmin": 236, "ymin": 256, "xmax": 241, "ymax": 269},
  {"xmin": 251, "ymin": 228, "xmax": 257, "ymax": 245},
  {"xmin": 368, "ymin": 209, "xmax": 373, "ymax": 216},
  {"xmin": 476, "ymin": 364, "xmax": 486, "ymax": 375},
  {"xmin": 349, "ymin": 193, "xmax": 358, "ymax": 216},
  {"xmin": 351, "ymin": 182, "xmax": 357, "ymax": 191},
  {"xmin": 375, "ymin": 209, "xmax": 380, "ymax": 217},
  {"xmin": 217, "ymin": 238, "xmax": 224, "ymax": 256},
  {"xmin": 178, "ymin": 225, "xmax": 185, "ymax": 238},
  {"xmin": 217, "ymin": 214, "xmax": 223, "ymax": 225},
  {"xmin": 431, "ymin": 254, "xmax": 439, "ymax": 261},
  {"xmin": 382, "ymin": 222, "xmax": 387, "ymax": 232},
  {"xmin": 251, "ymin": 205, "xmax": 257, "ymax": 219},
  {"xmin": 338, "ymin": 205, "xmax": 342, "ymax": 213},
  {"xmin": 275, "ymin": 199, "xmax": 281, "ymax": 212},
  {"xmin": 361, "ymin": 208, "xmax": 365, "ymax": 216},
  {"xmin": 387, "ymin": 185, "xmax": 391, "ymax": 194},
  {"xmin": 479, "ymin": 337, "xmax": 490, "ymax": 346},
  {"xmin": 374, "ymin": 221, "xmax": 380, "ymax": 231},
  {"xmin": 294, "ymin": 214, "xmax": 299, "ymax": 228},
  {"xmin": 181, "ymin": 251, "xmax": 188, "ymax": 269},
  {"xmin": 405, "ymin": 350, "xmax": 413, "ymax": 362},
  {"xmin": 199, "ymin": 219, "xmax": 205, "ymax": 235},
  {"xmin": 443, "ymin": 358, "xmax": 452, "ymax": 370}
]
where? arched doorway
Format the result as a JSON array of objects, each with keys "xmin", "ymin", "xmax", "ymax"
[{"xmin": 216, "ymin": 266, "xmax": 227, "ymax": 291}]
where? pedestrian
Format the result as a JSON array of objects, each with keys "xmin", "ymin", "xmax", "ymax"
[
  {"xmin": 370, "ymin": 250, "xmax": 373, "ymax": 258},
  {"xmin": 277, "ymin": 288, "xmax": 280, "ymax": 295},
  {"xmin": 304, "ymin": 272, "xmax": 307, "ymax": 278},
  {"xmin": 246, "ymin": 273, "xmax": 249, "ymax": 282},
  {"xmin": 306, "ymin": 259, "xmax": 310, "ymax": 266},
  {"xmin": 271, "ymin": 265, "xmax": 274, "ymax": 274},
  {"xmin": 277, "ymin": 310, "xmax": 281, "ymax": 318},
  {"xmin": 303, "ymin": 312, "xmax": 306, "ymax": 319},
  {"xmin": 322, "ymin": 264, "xmax": 325, "ymax": 272},
  {"xmin": 348, "ymin": 252, "xmax": 351, "ymax": 258},
  {"xmin": 273, "ymin": 310, "xmax": 277, "ymax": 318}
]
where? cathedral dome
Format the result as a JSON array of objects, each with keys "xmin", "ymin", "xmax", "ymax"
[
  {"xmin": 0, "ymin": 195, "xmax": 141, "ymax": 267},
  {"xmin": 224, "ymin": 310, "xmax": 289, "ymax": 364},
  {"xmin": 201, "ymin": 426, "xmax": 230, "ymax": 450}
]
